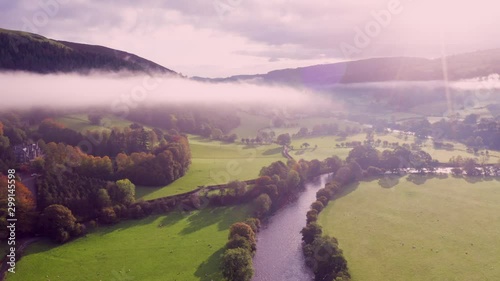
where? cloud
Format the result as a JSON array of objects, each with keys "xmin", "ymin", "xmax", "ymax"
[{"xmin": 0, "ymin": 72, "xmax": 335, "ymax": 113}]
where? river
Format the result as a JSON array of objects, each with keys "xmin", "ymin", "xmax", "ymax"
[{"xmin": 252, "ymin": 173, "xmax": 333, "ymax": 281}]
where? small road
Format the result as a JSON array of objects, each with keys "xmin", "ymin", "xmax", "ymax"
[{"xmin": 18, "ymin": 172, "xmax": 38, "ymax": 209}]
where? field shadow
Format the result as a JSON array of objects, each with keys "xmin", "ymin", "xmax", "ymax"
[
  {"xmin": 406, "ymin": 174, "xmax": 429, "ymax": 185},
  {"xmin": 13, "ymin": 237, "xmax": 56, "ymax": 258},
  {"xmin": 463, "ymin": 176, "xmax": 485, "ymax": 184},
  {"xmin": 378, "ymin": 175, "xmax": 402, "ymax": 188},
  {"xmin": 262, "ymin": 147, "xmax": 282, "ymax": 155},
  {"xmin": 179, "ymin": 207, "xmax": 237, "ymax": 235},
  {"xmin": 194, "ymin": 247, "xmax": 225, "ymax": 281},
  {"xmin": 294, "ymin": 150, "xmax": 305, "ymax": 156},
  {"xmin": 96, "ymin": 215, "xmax": 160, "ymax": 236},
  {"xmin": 135, "ymin": 186, "xmax": 161, "ymax": 200},
  {"xmin": 332, "ymin": 182, "xmax": 360, "ymax": 201},
  {"xmin": 158, "ymin": 212, "xmax": 186, "ymax": 229},
  {"xmin": 405, "ymin": 173, "xmax": 449, "ymax": 185}
]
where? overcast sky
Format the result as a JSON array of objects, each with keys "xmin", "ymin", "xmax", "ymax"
[{"xmin": 1, "ymin": 0, "xmax": 498, "ymax": 77}]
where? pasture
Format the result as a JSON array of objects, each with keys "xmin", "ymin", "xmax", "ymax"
[
  {"xmin": 55, "ymin": 114, "xmax": 136, "ymax": 133},
  {"xmin": 7, "ymin": 206, "xmax": 248, "ymax": 281},
  {"xmin": 136, "ymin": 135, "xmax": 284, "ymax": 200},
  {"xmin": 289, "ymin": 132, "xmax": 500, "ymax": 164},
  {"xmin": 319, "ymin": 176, "xmax": 500, "ymax": 281}
]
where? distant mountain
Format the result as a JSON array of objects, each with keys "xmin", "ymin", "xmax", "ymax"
[
  {"xmin": 0, "ymin": 28, "xmax": 176, "ymax": 75},
  {"xmin": 196, "ymin": 49, "xmax": 500, "ymax": 86}
]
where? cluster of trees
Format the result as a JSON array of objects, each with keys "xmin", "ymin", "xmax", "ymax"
[
  {"xmin": 221, "ymin": 219, "xmax": 261, "ymax": 281},
  {"xmin": 0, "ymin": 121, "xmax": 15, "ymax": 172},
  {"xmin": 0, "ymin": 175, "xmax": 36, "ymax": 238},
  {"xmin": 115, "ymin": 136, "xmax": 191, "ymax": 186},
  {"xmin": 335, "ymin": 141, "xmax": 363, "ymax": 148},
  {"xmin": 38, "ymin": 119, "xmax": 185, "ymax": 157},
  {"xmin": 388, "ymin": 115, "xmax": 500, "ymax": 151},
  {"xmin": 37, "ymin": 168, "xmax": 136, "ymax": 220},
  {"xmin": 35, "ymin": 129, "xmax": 190, "ymax": 185},
  {"xmin": 211, "ymin": 131, "xmax": 238, "ymax": 143},
  {"xmin": 448, "ymin": 156, "xmax": 500, "ymax": 177},
  {"xmin": 38, "ymin": 204, "xmax": 86, "ymax": 243},
  {"xmin": 293, "ymin": 124, "xmax": 362, "ymax": 139},
  {"xmin": 37, "ymin": 119, "xmax": 85, "ymax": 148},
  {"xmin": 240, "ymin": 130, "xmax": 276, "ymax": 145},
  {"xmin": 301, "ymin": 162, "xmax": 357, "ymax": 281},
  {"xmin": 345, "ymin": 145, "xmax": 437, "ymax": 174}
]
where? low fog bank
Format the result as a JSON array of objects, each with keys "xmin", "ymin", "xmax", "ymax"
[
  {"xmin": 0, "ymin": 72, "xmax": 335, "ymax": 112},
  {"xmin": 328, "ymin": 74, "xmax": 500, "ymax": 92}
]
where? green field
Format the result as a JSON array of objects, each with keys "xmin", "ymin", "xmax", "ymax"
[
  {"xmin": 136, "ymin": 135, "xmax": 284, "ymax": 200},
  {"xmin": 289, "ymin": 132, "xmax": 500, "ymax": 164},
  {"xmin": 289, "ymin": 133, "xmax": 412, "ymax": 162},
  {"xmin": 319, "ymin": 176, "xmax": 500, "ymax": 281},
  {"xmin": 8, "ymin": 206, "xmax": 248, "ymax": 281}
]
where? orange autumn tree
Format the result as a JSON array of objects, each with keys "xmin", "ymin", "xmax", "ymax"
[{"xmin": 0, "ymin": 175, "xmax": 37, "ymax": 238}]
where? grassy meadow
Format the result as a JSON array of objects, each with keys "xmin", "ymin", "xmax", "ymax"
[
  {"xmin": 8, "ymin": 206, "xmax": 249, "ymax": 281},
  {"xmin": 55, "ymin": 114, "xmax": 137, "ymax": 133},
  {"xmin": 136, "ymin": 135, "xmax": 284, "ymax": 200},
  {"xmin": 319, "ymin": 176, "xmax": 500, "ymax": 281},
  {"xmin": 289, "ymin": 132, "xmax": 500, "ymax": 164}
]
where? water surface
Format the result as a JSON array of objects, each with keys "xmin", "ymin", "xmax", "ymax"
[{"xmin": 252, "ymin": 174, "xmax": 332, "ymax": 281}]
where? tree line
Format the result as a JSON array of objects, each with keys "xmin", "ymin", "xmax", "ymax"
[{"xmin": 300, "ymin": 160, "xmax": 370, "ymax": 280}]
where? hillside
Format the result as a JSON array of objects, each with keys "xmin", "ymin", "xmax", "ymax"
[
  {"xmin": 197, "ymin": 49, "xmax": 500, "ymax": 85},
  {"xmin": 0, "ymin": 28, "xmax": 176, "ymax": 75}
]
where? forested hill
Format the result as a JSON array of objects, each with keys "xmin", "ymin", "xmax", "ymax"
[
  {"xmin": 196, "ymin": 49, "xmax": 500, "ymax": 85},
  {"xmin": 0, "ymin": 28, "xmax": 176, "ymax": 74}
]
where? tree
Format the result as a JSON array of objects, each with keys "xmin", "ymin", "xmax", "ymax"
[
  {"xmin": 99, "ymin": 207, "xmax": 118, "ymax": 224},
  {"xmin": 276, "ymin": 133, "xmax": 291, "ymax": 146},
  {"xmin": 366, "ymin": 166, "xmax": 383, "ymax": 177},
  {"xmin": 96, "ymin": 188, "xmax": 112, "ymax": 208},
  {"xmin": 301, "ymin": 222, "xmax": 323, "ymax": 244},
  {"xmin": 311, "ymin": 200, "xmax": 325, "ymax": 213},
  {"xmin": 227, "ymin": 180, "xmax": 247, "ymax": 197},
  {"xmin": 324, "ymin": 156, "xmax": 342, "ymax": 173},
  {"xmin": 115, "ymin": 179, "xmax": 135, "ymax": 205},
  {"xmin": 463, "ymin": 158, "xmax": 479, "ymax": 176},
  {"xmin": 253, "ymin": 194, "xmax": 272, "ymax": 217},
  {"xmin": 286, "ymin": 170, "xmax": 301, "ymax": 191},
  {"xmin": 243, "ymin": 218, "xmax": 261, "ymax": 233},
  {"xmin": 306, "ymin": 209, "xmax": 319, "ymax": 224},
  {"xmin": 303, "ymin": 235, "xmax": 350, "ymax": 281},
  {"xmin": 39, "ymin": 204, "xmax": 78, "ymax": 243},
  {"xmin": 226, "ymin": 234, "xmax": 254, "ymax": 253},
  {"xmin": 316, "ymin": 188, "xmax": 332, "ymax": 201},
  {"xmin": 229, "ymin": 222, "xmax": 256, "ymax": 243},
  {"xmin": 0, "ymin": 176, "xmax": 36, "ymax": 237},
  {"xmin": 221, "ymin": 248, "xmax": 254, "ymax": 281},
  {"xmin": 302, "ymin": 142, "xmax": 310, "ymax": 149},
  {"xmin": 211, "ymin": 128, "xmax": 223, "ymax": 140}
]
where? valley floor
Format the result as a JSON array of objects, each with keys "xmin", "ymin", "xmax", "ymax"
[
  {"xmin": 319, "ymin": 176, "xmax": 500, "ymax": 281},
  {"xmin": 7, "ymin": 206, "xmax": 248, "ymax": 281}
]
